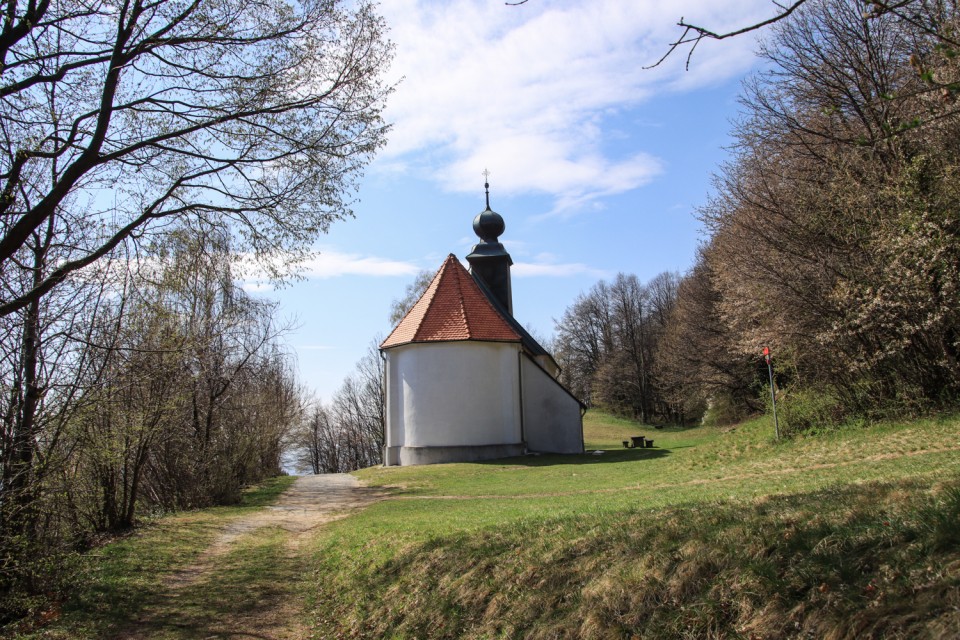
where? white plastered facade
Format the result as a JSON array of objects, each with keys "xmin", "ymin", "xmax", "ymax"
[{"xmin": 382, "ymin": 340, "xmax": 584, "ymax": 466}]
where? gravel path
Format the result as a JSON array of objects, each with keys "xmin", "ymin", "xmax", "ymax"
[
  {"xmin": 166, "ymin": 473, "xmax": 383, "ymax": 589},
  {"xmin": 118, "ymin": 474, "xmax": 384, "ymax": 639}
]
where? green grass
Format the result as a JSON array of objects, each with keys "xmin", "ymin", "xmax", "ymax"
[
  {"xmin": 17, "ymin": 413, "xmax": 960, "ymax": 639},
  {"xmin": 9, "ymin": 476, "xmax": 297, "ymax": 639},
  {"xmin": 308, "ymin": 411, "xmax": 960, "ymax": 639},
  {"xmin": 348, "ymin": 412, "xmax": 959, "ymax": 531},
  {"xmin": 310, "ymin": 480, "xmax": 960, "ymax": 639},
  {"xmin": 112, "ymin": 525, "xmax": 304, "ymax": 639}
]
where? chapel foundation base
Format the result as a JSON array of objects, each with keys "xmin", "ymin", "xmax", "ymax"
[{"xmin": 384, "ymin": 443, "xmax": 526, "ymax": 466}]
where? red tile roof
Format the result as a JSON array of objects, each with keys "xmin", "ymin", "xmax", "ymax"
[{"xmin": 380, "ymin": 254, "xmax": 522, "ymax": 349}]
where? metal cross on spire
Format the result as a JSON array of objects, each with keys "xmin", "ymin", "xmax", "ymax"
[{"xmin": 482, "ymin": 168, "xmax": 491, "ymax": 209}]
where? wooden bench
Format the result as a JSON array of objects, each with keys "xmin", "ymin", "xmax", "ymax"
[{"xmin": 624, "ymin": 436, "xmax": 656, "ymax": 449}]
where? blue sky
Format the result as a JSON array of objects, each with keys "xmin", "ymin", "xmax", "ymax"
[{"xmin": 248, "ymin": 0, "xmax": 774, "ymax": 401}]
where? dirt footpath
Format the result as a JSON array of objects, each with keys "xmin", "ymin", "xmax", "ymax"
[
  {"xmin": 119, "ymin": 474, "xmax": 383, "ymax": 640},
  {"xmin": 236, "ymin": 472, "xmax": 384, "ymax": 534},
  {"xmin": 167, "ymin": 473, "xmax": 382, "ymax": 590}
]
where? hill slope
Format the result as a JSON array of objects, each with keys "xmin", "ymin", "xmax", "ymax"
[{"xmin": 308, "ymin": 413, "xmax": 960, "ymax": 639}]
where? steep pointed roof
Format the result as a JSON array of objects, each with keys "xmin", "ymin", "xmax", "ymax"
[{"xmin": 380, "ymin": 255, "xmax": 522, "ymax": 349}]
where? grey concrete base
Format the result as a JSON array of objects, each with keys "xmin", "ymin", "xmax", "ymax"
[
  {"xmin": 385, "ymin": 443, "xmax": 526, "ymax": 466},
  {"xmin": 383, "ymin": 445, "xmax": 400, "ymax": 467}
]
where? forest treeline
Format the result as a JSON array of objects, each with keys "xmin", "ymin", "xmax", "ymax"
[
  {"xmin": 0, "ymin": 0, "xmax": 392, "ymax": 623},
  {"xmin": 1, "ymin": 227, "xmax": 302, "ymax": 619},
  {"xmin": 555, "ymin": 0, "xmax": 960, "ymax": 430},
  {"xmin": 553, "ymin": 272, "xmax": 686, "ymax": 423}
]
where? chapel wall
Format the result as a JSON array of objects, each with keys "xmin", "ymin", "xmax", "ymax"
[
  {"xmin": 386, "ymin": 341, "xmax": 523, "ymax": 448},
  {"xmin": 521, "ymin": 355, "xmax": 584, "ymax": 454}
]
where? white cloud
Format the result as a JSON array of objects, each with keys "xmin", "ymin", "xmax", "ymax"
[
  {"xmin": 376, "ymin": 0, "xmax": 769, "ymax": 213},
  {"xmin": 241, "ymin": 281, "xmax": 274, "ymax": 293},
  {"xmin": 412, "ymin": 248, "xmax": 604, "ymax": 278},
  {"xmin": 513, "ymin": 257, "xmax": 608, "ymax": 279},
  {"xmin": 240, "ymin": 249, "xmax": 420, "ymax": 290},
  {"xmin": 299, "ymin": 250, "xmax": 420, "ymax": 279}
]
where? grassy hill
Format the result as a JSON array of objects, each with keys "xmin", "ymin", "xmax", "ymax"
[
  {"xmin": 15, "ymin": 411, "xmax": 960, "ymax": 639},
  {"xmin": 307, "ymin": 412, "xmax": 960, "ymax": 639}
]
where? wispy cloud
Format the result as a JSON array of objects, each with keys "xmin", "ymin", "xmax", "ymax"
[
  {"xmin": 299, "ymin": 251, "xmax": 419, "ymax": 279},
  {"xmin": 241, "ymin": 281, "xmax": 274, "ymax": 293},
  {"xmin": 513, "ymin": 256, "xmax": 609, "ymax": 279},
  {"xmin": 240, "ymin": 249, "xmax": 420, "ymax": 290},
  {"xmin": 377, "ymin": 0, "xmax": 767, "ymax": 213},
  {"xmin": 431, "ymin": 250, "xmax": 605, "ymax": 278}
]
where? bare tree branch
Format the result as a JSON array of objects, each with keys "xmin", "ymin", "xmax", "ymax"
[{"xmin": 0, "ymin": 0, "xmax": 394, "ymax": 317}]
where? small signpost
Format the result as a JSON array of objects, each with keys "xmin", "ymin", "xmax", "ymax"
[{"xmin": 763, "ymin": 346, "xmax": 780, "ymax": 440}]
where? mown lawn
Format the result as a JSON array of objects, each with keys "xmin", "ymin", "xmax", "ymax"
[
  {"xmin": 344, "ymin": 411, "xmax": 960, "ymax": 535},
  {"xmin": 308, "ymin": 411, "xmax": 960, "ymax": 638}
]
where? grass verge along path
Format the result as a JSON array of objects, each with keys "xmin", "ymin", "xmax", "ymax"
[{"xmin": 18, "ymin": 474, "xmax": 382, "ymax": 640}]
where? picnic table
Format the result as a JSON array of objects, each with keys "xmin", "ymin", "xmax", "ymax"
[{"xmin": 622, "ymin": 436, "xmax": 655, "ymax": 449}]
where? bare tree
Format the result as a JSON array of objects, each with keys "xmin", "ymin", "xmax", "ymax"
[
  {"xmin": 61, "ymin": 225, "xmax": 302, "ymax": 530},
  {"xmin": 512, "ymin": 1, "xmax": 960, "ymax": 73},
  {"xmin": 388, "ymin": 269, "xmax": 434, "ymax": 326},
  {"xmin": 554, "ymin": 273, "xmax": 681, "ymax": 422},
  {"xmin": 291, "ymin": 339, "xmax": 384, "ymax": 474},
  {"xmin": 293, "ymin": 402, "xmax": 330, "ymax": 474},
  {"xmin": 0, "ymin": 1, "xmax": 388, "ymax": 615},
  {"xmin": 553, "ymin": 281, "xmax": 613, "ymax": 405},
  {"xmin": 655, "ymin": 251, "xmax": 760, "ymax": 424},
  {"xmin": 671, "ymin": 0, "xmax": 960, "ymax": 425},
  {"xmin": 330, "ymin": 339, "xmax": 384, "ymax": 470},
  {"xmin": 0, "ymin": 0, "xmax": 393, "ymax": 319},
  {"xmin": 0, "ymin": 190, "xmax": 121, "ymax": 617}
]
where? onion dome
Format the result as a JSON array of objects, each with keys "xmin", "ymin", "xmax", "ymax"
[
  {"xmin": 473, "ymin": 172, "xmax": 505, "ymax": 242},
  {"xmin": 473, "ymin": 207, "xmax": 505, "ymax": 242}
]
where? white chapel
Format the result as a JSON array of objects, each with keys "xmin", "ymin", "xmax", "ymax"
[{"xmin": 379, "ymin": 186, "xmax": 585, "ymax": 466}]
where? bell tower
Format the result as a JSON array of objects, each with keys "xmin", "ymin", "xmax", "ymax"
[{"xmin": 466, "ymin": 174, "xmax": 513, "ymax": 314}]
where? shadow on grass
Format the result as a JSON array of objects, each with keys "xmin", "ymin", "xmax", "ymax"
[
  {"xmin": 474, "ymin": 447, "xmax": 671, "ymax": 468},
  {"xmin": 112, "ymin": 582, "xmax": 293, "ymax": 639}
]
